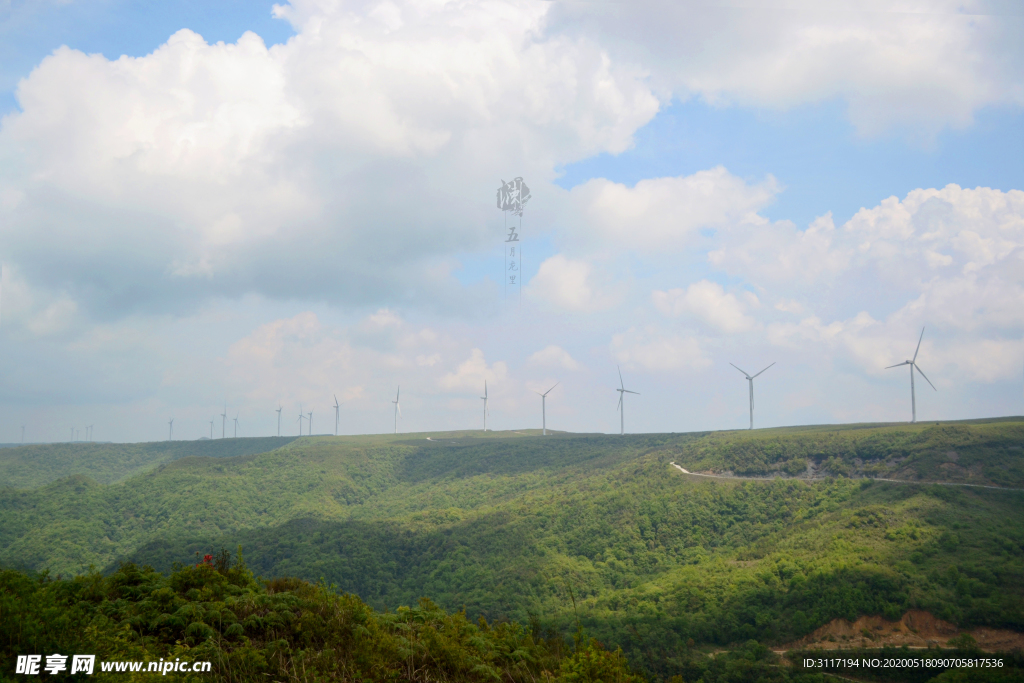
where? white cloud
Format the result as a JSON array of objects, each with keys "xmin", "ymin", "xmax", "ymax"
[
  {"xmin": 547, "ymin": 0, "xmax": 1024, "ymax": 138},
  {"xmin": 0, "ymin": 0, "xmax": 660, "ymax": 323},
  {"xmin": 652, "ymin": 280, "xmax": 757, "ymax": 333},
  {"xmin": 527, "ymin": 345, "xmax": 582, "ymax": 371},
  {"xmin": 611, "ymin": 327, "xmax": 711, "ymax": 372},
  {"xmin": 439, "ymin": 349, "xmax": 508, "ymax": 392},
  {"xmin": 567, "ymin": 167, "xmax": 779, "ymax": 253},
  {"xmin": 527, "ymin": 254, "xmax": 622, "ymax": 312}
]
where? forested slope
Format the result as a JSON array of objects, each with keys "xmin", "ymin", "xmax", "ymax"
[
  {"xmin": 0, "ymin": 436, "xmax": 298, "ymax": 489},
  {"xmin": 1, "ymin": 422, "xmax": 1022, "ymax": 678}
]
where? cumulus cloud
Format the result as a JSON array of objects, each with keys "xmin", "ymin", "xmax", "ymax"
[
  {"xmin": 611, "ymin": 327, "xmax": 711, "ymax": 372},
  {"xmin": 527, "ymin": 345, "xmax": 582, "ymax": 371},
  {"xmin": 526, "ymin": 254, "xmax": 622, "ymax": 312},
  {"xmin": 0, "ymin": 0, "xmax": 660, "ymax": 323},
  {"xmin": 567, "ymin": 167, "xmax": 779, "ymax": 253},
  {"xmin": 439, "ymin": 349, "xmax": 508, "ymax": 392},
  {"xmin": 546, "ymin": 0, "xmax": 1024, "ymax": 138},
  {"xmin": 652, "ymin": 280, "xmax": 758, "ymax": 333}
]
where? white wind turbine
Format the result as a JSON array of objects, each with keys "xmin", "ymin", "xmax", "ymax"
[
  {"xmin": 307, "ymin": 409, "xmax": 314, "ymax": 435},
  {"xmin": 481, "ymin": 382, "xmax": 489, "ymax": 431},
  {"xmin": 209, "ymin": 419, "xmax": 214, "ymax": 440},
  {"xmin": 730, "ymin": 362, "xmax": 775, "ymax": 430},
  {"xmin": 615, "ymin": 367, "xmax": 639, "ymax": 435},
  {"xmin": 168, "ymin": 418, "xmax": 173, "ymax": 441},
  {"xmin": 886, "ymin": 327, "xmax": 936, "ymax": 423},
  {"xmin": 392, "ymin": 386, "xmax": 402, "ymax": 434},
  {"xmin": 535, "ymin": 383, "xmax": 558, "ymax": 435},
  {"xmin": 297, "ymin": 405, "xmax": 305, "ymax": 436},
  {"xmin": 333, "ymin": 395, "xmax": 341, "ymax": 436},
  {"xmin": 276, "ymin": 405, "xmax": 283, "ymax": 437},
  {"xmin": 233, "ymin": 414, "xmax": 240, "ymax": 438},
  {"xmin": 221, "ymin": 402, "xmax": 227, "ymax": 439}
]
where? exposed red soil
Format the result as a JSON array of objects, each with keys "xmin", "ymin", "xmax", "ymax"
[{"xmin": 783, "ymin": 610, "xmax": 1024, "ymax": 652}]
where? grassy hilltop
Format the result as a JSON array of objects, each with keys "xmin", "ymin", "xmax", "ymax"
[{"xmin": 1, "ymin": 420, "xmax": 1022, "ymax": 678}]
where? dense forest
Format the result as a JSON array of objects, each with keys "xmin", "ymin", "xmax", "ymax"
[{"xmin": 1, "ymin": 420, "xmax": 1022, "ymax": 679}]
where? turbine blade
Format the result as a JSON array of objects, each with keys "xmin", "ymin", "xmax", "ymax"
[
  {"xmin": 624, "ymin": 390, "xmax": 639, "ymax": 395},
  {"xmin": 617, "ymin": 365, "xmax": 624, "ymax": 390},
  {"xmin": 616, "ymin": 392, "xmax": 622, "ymax": 411},
  {"xmin": 397, "ymin": 403, "xmax": 402, "ymax": 417},
  {"xmin": 729, "ymin": 362, "xmax": 750, "ymax": 377},
  {"xmin": 914, "ymin": 364, "xmax": 937, "ymax": 391},
  {"xmin": 913, "ymin": 327, "xmax": 925, "ymax": 363},
  {"xmin": 544, "ymin": 382, "xmax": 559, "ymax": 396},
  {"xmin": 885, "ymin": 361, "xmax": 910, "ymax": 369},
  {"xmin": 752, "ymin": 362, "xmax": 775, "ymax": 378}
]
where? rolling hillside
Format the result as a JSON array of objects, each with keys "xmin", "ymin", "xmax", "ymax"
[{"xmin": 1, "ymin": 420, "xmax": 1022, "ymax": 678}]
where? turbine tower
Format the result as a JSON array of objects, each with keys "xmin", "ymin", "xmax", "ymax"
[
  {"xmin": 535, "ymin": 382, "xmax": 558, "ymax": 435},
  {"xmin": 233, "ymin": 414, "xmax": 239, "ymax": 438},
  {"xmin": 168, "ymin": 418, "xmax": 173, "ymax": 441},
  {"xmin": 729, "ymin": 362, "xmax": 775, "ymax": 430},
  {"xmin": 221, "ymin": 402, "xmax": 227, "ymax": 439},
  {"xmin": 307, "ymin": 409, "xmax": 313, "ymax": 435},
  {"xmin": 885, "ymin": 327, "xmax": 936, "ymax": 423},
  {"xmin": 615, "ymin": 367, "xmax": 639, "ymax": 435},
  {"xmin": 87, "ymin": 425, "xmax": 93, "ymax": 442},
  {"xmin": 209, "ymin": 419, "xmax": 214, "ymax": 440},
  {"xmin": 481, "ymin": 382, "xmax": 489, "ymax": 431},
  {"xmin": 298, "ymin": 405, "xmax": 304, "ymax": 436},
  {"xmin": 333, "ymin": 395, "xmax": 341, "ymax": 436},
  {"xmin": 392, "ymin": 386, "xmax": 402, "ymax": 434},
  {"xmin": 276, "ymin": 405, "xmax": 282, "ymax": 437}
]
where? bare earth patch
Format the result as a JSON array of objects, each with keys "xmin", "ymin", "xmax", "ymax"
[{"xmin": 783, "ymin": 610, "xmax": 1024, "ymax": 652}]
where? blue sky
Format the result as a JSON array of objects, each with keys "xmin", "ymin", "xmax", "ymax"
[{"xmin": 0, "ymin": 0, "xmax": 1022, "ymax": 441}]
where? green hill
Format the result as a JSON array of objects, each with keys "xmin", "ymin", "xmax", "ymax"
[
  {"xmin": 1, "ymin": 421, "xmax": 1022, "ymax": 679},
  {"xmin": 0, "ymin": 436, "xmax": 298, "ymax": 489}
]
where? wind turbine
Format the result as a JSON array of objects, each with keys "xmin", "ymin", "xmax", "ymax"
[
  {"xmin": 307, "ymin": 409, "xmax": 313, "ymax": 435},
  {"xmin": 233, "ymin": 414, "xmax": 239, "ymax": 438},
  {"xmin": 615, "ymin": 367, "xmax": 639, "ymax": 435},
  {"xmin": 168, "ymin": 418, "xmax": 173, "ymax": 441},
  {"xmin": 730, "ymin": 362, "xmax": 775, "ymax": 430},
  {"xmin": 535, "ymin": 382, "xmax": 558, "ymax": 435},
  {"xmin": 392, "ymin": 386, "xmax": 401, "ymax": 434},
  {"xmin": 481, "ymin": 382, "xmax": 489, "ymax": 431},
  {"xmin": 885, "ymin": 327, "xmax": 936, "ymax": 423},
  {"xmin": 69, "ymin": 427, "xmax": 74, "ymax": 443},
  {"xmin": 276, "ymin": 405, "xmax": 282, "ymax": 437},
  {"xmin": 87, "ymin": 425, "xmax": 93, "ymax": 442},
  {"xmin": 333, "ymin": 395, "xmax": 341, "ymax": 436},
  {"xmin": 221, "ymin": 402, "xmax": 227, "ymax": 439},
  {"xmin": 298, "ymin": 405, "xmax": 305, "ymax": 436},
  {"xmin": 209, "ymin": 419, "xmax": 214, "ymax": 440}
]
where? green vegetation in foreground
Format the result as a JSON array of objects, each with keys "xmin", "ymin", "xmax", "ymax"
[
  {"xmin": 0, "ymin": 437, "xmax": 298, "ymax": 489},
  {"xmin": 1, "ymin": 421, "xmax": 1023, "ymax": 679},
  {"xmin": 0, "ymin": 552, "xmax": 643, "ymax": 682},
  {"xmin": 2, "ymin": 559, "xmax": 1017, "ymax": 683}
]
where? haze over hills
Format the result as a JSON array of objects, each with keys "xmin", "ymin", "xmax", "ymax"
[{"xmin": 1, "ymin": 419, "xmax": 1022, "ymax": 676}]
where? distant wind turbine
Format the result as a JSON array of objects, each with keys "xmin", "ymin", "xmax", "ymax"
[
  {"xmin": 535, "ymin": 382, "xmax": 558, "ymax": 435},
  {"xmin": 481, "ymin": 382, "xmax": 489, "ymax": 431},
  {"xmin": 87, "ymin": 425, "xmax": 93, "ymax": 442},
  {"xmin": 233, "ymin": 414, "xmax": 239, "ymax": 438},
  {"xmin": 221, "ymin": 402, "xmax": 227, "ymax": 439},
  {"xmin": 298, "ymin": 405, "xmax": 305, "ymax": 436},
  {"xmin": 168, "ymin": 418, "xmax": 174, "ymax": 441},
  {"xmin": 392, "ymin": 386, "xmax": 402, "ymax": 434},
  {"xmin": 885, "ymin": 327, "xmax": 936, "ymax": 423},
  {"xmin": 307, "ymin": 409, "xmax": 313, "ymax": 435},
  {"xmin": 730, "ymin": 362, "xmax": 775, "ymax": 430},
  {"xmin": 276, "ymin": 405, "xmax": 283, "ymax": 437},
  {"xmin": 333, "ymin": 395, "xmax": 341, "ymax": 436},
  {"xmin": 209, "ymin": 419, "xmax": 214, "ymax": 440},
  {"xmin": 615, "ymin": 367, "xmax": 639, "ymax": 435},
  {"xmin": 69, "ymin": 427, "xmax": 74, "ymax": 443}
]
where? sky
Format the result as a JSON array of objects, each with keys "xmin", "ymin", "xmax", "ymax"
[{"xmin": 0, "ymin": 0, "xmax": 1022, "ymax": 443}]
